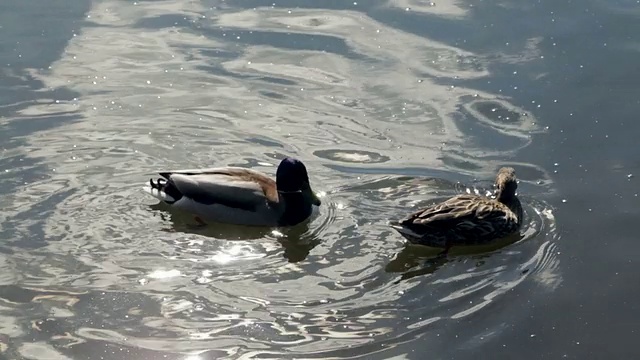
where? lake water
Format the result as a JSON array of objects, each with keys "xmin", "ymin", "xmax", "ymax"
[{"xmin": 0, "ymin": 0, "xmax": 638, "ymax": 359}]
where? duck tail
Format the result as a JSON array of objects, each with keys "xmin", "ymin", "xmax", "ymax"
[
  {"xmin": 390, "ymin": 223, "xmax": 412, "ymax": 235},
  {"xmin": 389, "ymin": 222, "xmax": 424, "ymax": 243},
  {"xmin": 142, "ymin": 178, "xmax": 182, "ymax": 204}
]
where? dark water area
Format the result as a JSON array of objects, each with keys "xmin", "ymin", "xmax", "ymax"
[{"xmin": 0, "ymin": 0, "xmax": 638, "ymax": 359}]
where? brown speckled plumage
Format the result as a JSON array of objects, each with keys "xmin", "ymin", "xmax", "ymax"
[{"xmin": 390, "ymin": 167, "xmax": 523, "ymax": 248}]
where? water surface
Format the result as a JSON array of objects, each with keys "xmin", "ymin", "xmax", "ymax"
[{"xmin": 0, "ymin": 0, "xmax": 638, "ymax": 359}]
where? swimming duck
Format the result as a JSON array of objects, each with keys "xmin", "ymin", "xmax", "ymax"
[
  {"xmin": 390, "ymin": 167, "xmax": 523, "ymax": 250},
  {"xmin": 143, "ymin": 157, "xmax": 321, "ymax": 227}
]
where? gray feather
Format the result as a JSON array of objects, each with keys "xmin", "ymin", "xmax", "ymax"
[{"xmin": 169, "ymin": 173, "xmax": 269, "ymax": 211}]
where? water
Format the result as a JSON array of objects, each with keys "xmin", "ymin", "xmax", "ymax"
[{"xmin": 0, "ymin": 0, "xmax": 638, "ymax": 358}]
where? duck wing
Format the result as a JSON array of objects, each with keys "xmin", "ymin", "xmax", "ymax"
[
  {"xmin": 398, "ymin": 194, "xmax": 508, "ymax": 232},
  {"xmin": 160, "ymin": 167, "xmax": 278, "ymax": 211}
]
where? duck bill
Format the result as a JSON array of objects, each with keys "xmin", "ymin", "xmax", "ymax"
[{"xmin": 311, "ymin": 190, "xmax": 322, "ymax": 206}]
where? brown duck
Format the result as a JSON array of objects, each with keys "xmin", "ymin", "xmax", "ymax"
[{"xmin": 390, "ymin": 167, "xmax": 523, "ymax": 250}]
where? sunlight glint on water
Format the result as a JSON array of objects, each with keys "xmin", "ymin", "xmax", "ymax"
[{"xmin": 0, "ymin": 0, "xmax": 561, "ymax": 358}]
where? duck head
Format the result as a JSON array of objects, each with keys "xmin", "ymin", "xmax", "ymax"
[
  {"xmin": 276, "ymin": 157, "xmax": 322, "ymax": 206},
  {"xmin": 495, "ymin": 167, "xmax": 518, "ymax": 202}
]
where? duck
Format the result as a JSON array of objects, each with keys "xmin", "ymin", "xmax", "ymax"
[
  {"xmin": 390, "ymin": 167, "xmax": 523, "ymax": 251},
  {"xmin": 143, "ymin": 157, "xmax": 322, "ymax": 227}
]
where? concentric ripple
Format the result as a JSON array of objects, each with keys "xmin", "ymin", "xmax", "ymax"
[
  {"xmin": 0, "ymin": 0, "xmax": 562, "ymax": 358},
  {"xmin": 0, "ymin": 159, "xmax": 560, "ymax": 359}
]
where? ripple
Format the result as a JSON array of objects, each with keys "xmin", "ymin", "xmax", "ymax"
[
  {"xmin": 1, "ymin": 158, "xmax": 560, "ymax": 358},
  {"xmin": 387, "ymin": 0, "xmax": 469, "ymax": 18},
  {"xmin": 314, "ymin": 149, "xmax": 390, "ymax": 164},
  {"xmin": 462, "ymin": 97, "xmax": 543, "ymax": 139},
  {"xmin": 323, "ymin": 172, "xmax": 560, "ymax": 352},
  {"xmin": 0, "ymin": 0, "xmax": 562, "ymax": 358}
]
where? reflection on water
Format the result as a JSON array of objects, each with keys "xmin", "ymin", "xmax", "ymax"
[
  {"xmin": 148, "ymin": 200, "xmax": 334, "ymax": 264},
  {"xmin": 0, "ymin": 0, "xmax": 561, "ymax": 358}
]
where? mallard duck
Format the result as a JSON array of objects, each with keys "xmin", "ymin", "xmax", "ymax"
[
  {"xmin": 143, "ymin": 157, "xmax": 321, "ymax": 227},
  {"xmin": 390, "ymin": 167, "xmax": 523, "ymax": 250}
]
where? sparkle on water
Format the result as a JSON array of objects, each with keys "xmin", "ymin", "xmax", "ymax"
[{"xmin": 0, "ymin": 0, "xmax": 566, "ymax": 359}]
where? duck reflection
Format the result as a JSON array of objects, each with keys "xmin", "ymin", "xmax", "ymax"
[
  {"xmin": 386, "ymin": 232, "xmax": 523, "ymax": 282},
  {"xmin": 273, "ymin": 223, "xmax": 323, "ymax": 263},
  {"xmin": 149, "ymin": 203, "xmax": 321, "ymax": 263}
]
